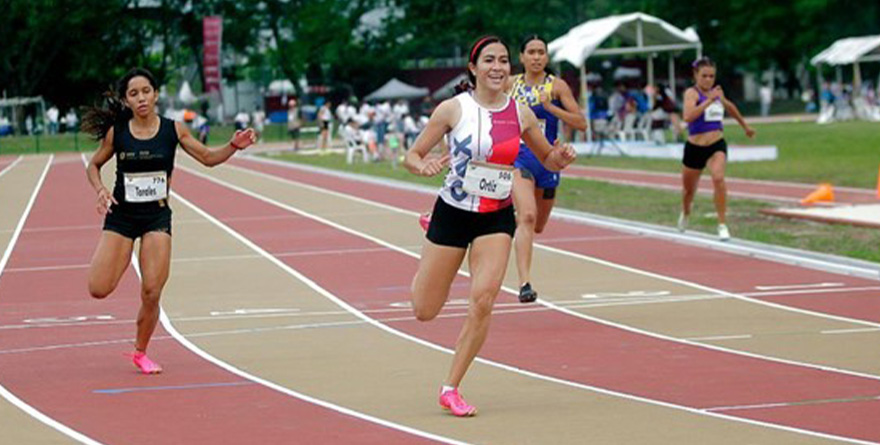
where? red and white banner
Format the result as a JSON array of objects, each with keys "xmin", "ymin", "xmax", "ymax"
[{"xmin": 203, "ymin": 16, "xmax": 223, "ymax": 95}]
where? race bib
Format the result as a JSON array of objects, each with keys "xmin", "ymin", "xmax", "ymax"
[
  {"xmin": 704, "ymin": 100, "xmax": 724, "ymax": 122},
  {"xmin": 124, "ymin": 171, "xmax": 167, "ymax": 203},
  {"xmin": 462, "ymin": 161, "xmax": 514, "ymax": 200}
]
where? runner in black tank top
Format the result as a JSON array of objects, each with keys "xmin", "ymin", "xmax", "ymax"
[{"xmin": 83, "ymin": 68, "xmax": 257, "ymax": 374}]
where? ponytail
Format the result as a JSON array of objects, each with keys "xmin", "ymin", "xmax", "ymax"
[{"xmin": 81, "ymin": 90, "xmax": 132, "ymax": 141}]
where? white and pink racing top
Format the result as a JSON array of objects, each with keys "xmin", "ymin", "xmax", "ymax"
[{"xmin": 439, "ymin": 92, "xmax": 523, "ymax": 213}]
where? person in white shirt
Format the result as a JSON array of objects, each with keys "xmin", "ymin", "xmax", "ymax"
[
  {"xmin": 759, "ymin": 83, "xmax": 773, "ymax": 117},
  {"xmin": 252, "ymin": 106, "xmax": 266, "ymax": 143},
  {"xmin": 234, "ymin": 111, "xmax": 250, "ymax": 130},
  {"xmin": 46, "ymin": 106, "xmax": 60, "ymax": 134}
]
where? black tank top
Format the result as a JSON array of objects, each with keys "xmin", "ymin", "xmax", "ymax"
[{"xmin": 112, "ymin": 116, "xmax": 178, "ymax": 209}]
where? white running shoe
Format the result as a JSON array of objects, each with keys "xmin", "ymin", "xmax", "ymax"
[
  {"xmin": 717, "ymin": 224, "xmax": 731, "ymax": 241},
  {"xmin": 677, "ymin": 212, "xmax": 688, "ymax": 232}
]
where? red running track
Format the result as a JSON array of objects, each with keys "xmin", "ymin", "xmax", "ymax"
[
  {"xmin": 0, "ymin": 158, "xmax": 438, "ymax": 444},
  {"xmin": 184, "ymin": 159, "xmax": 880, "ymax": 442},
  {"xmin": 0, "ymin": 155, "xmax": 19, "ymax": 174},
  {"xmin": 233, "ymin": 157, "xmax": 880, "ymax": 325},
  {"xmin": 565, "ymin": 165, "xmax": 879, "ymax": 205}
]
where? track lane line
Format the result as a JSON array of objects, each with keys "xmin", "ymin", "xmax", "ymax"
[
  {"xmin": 200, "ymin": 161, "xmax": 880, "ymax": 380},
  {"xmin": 175, "ymin": 164, "xmax": 877, "ymax": 445},
  {"xmin": 0, "ymin": 155, "xmax": 103, "ymax": 445}
]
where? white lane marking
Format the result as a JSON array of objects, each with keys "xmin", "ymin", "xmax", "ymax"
[
  {"xmin": 0, "ymin": 155, "xmax": 104, "ymax": 444},
  {"xmin": 208, "ymin": 308, "xmax": 299, "ymax": 316},
  {"xmin": 581, "ymin": 290, "xmax": 671, "ymax": 299},
  {"xmin": 4, "ymin": 245, "xmax": 422, "ymax": 273},
  {"xmin": 821, "ymin": 328, "xmax": 880, "ymax": 335},
  {"xmin": 686, "ymin": 335, "xmax": 754, "ymax": 341},
  {"xmin": 0, "ymin": 155, "xmax": 23, "ymax": 180},
  {"xmin": 704, "ymin": 395, "xmax": 880, "ymax": 413},
  {"xmin": 755, "ymin": 283, "xmax": 846, "ymax": 291},
  {"xmin": 211, "ymin": 162, "xmax": 880, "ymax": 367},
  {"xmin": 155, "ymin": 193, "xmax": 468, "ymax": 445},
  {"xmin": 180, "ymin": 165, "xmax": 879, "ymax": 444},
  {"xmin": 24, "ymin": 315, "xmax": 115, "ymax": 324}
]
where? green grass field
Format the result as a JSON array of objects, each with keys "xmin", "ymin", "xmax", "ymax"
[
  {"xmin": 0, "ymin": 123, "xmax": 320, "ymax": 156},
  {"xmin": 586, "ymin": 120, "xmax": 880, "ymax": 188}
]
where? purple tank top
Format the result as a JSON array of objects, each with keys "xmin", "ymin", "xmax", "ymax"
[{"xmin": 688, "ymin": 89, "xmax": 724, "ymax": 135}]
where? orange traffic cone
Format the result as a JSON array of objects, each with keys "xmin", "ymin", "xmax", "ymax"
[{"xmin": 801, "ymin": 183, "xmax": 834, "ymax": 205}]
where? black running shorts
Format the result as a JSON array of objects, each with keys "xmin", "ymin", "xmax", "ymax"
[
  {"xmin": 682, "ymin": 138, "xmax": 727, "ymax": 170},
  {"xmin": 426, "ymin": 197, "xmax": 515, "ymax": 248},
  {"xmin": 103, "ymin": 203, "xmax": 172, "ymax": 239}
]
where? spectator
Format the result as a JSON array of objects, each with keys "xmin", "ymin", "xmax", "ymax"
[
  {"xmin": 759, "ymin": 83, "xmax": 773, "ymax": 117},
  {"xmin": 317, "ymin": 100, "xmax": 333, "ymax": 150},
  {"xmin": 46, "ymin": 106, "xmax": 60, "ymax": 134},
  {"xmin": 288, "ymin": 98, "xmax": 302, "ymax": 151},
  {"xmin": 234, "ymin": 111, "xmax": 250, "ymax": 131},
  {"xmin": 65, "ymin": 109, "xmax": 79, "ymax": 132},
  {"xmin": 252, "ymin": 106, "xmax": 266, "ymax": 143}
]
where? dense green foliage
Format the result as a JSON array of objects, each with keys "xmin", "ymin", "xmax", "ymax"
[{"xmin": 1, "ymin": 1, "xmax": 877, "ymax": 105}]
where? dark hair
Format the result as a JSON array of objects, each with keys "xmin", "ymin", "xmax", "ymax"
[
  {"xmin": 519, "ymin": 34, "xmax": 554, "ymax": 76},
  {"xmin": 81, "ymin": 68, "xmax": 159, "ymax": 141},
  {"xmin": 455, "ymin": 35, "xmax": 509, "ymax": 94},
  {"xmin": 691, "ymin": 56, "xmax": 715, "ymax": 73}
]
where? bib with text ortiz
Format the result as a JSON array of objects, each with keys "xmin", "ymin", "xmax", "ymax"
[
  {"xmin": 124, "ymin": 171, "xmax": 167, "ymax": 203},
  {"xmin": 704, "ymin": 100, "xmax": 724, "ymax": 122},
  {"xmin": 462, "ymin": 161, "xmax": 514, "ymax": 200}
]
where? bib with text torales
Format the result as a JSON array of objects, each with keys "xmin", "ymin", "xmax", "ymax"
[{"xmin": 124, "ymin": 171, "xmax": 167, "ymax": 203}]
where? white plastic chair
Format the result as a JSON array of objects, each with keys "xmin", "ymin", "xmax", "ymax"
[{"xmin": 343, "ymin": 130, "xmax": 368, "ymax": 164}]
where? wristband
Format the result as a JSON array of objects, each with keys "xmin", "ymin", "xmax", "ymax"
[{"xmin": 230, "ymin": 141, "xmax": 243, "ymax": 150}]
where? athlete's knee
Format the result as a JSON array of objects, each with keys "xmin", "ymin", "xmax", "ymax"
[
  {"xmin": 88, "ymin": 283, "xmax": 112, "ymax": 300},
  {"xmin": 140, "ymin": 283, "xmax": 163, "ymax": 306},
  {"xmin": 412, "ymin": 301, "xmax": 439, "ymax": 322},
  {"xmin": 534, "ymin": 220, "xmax": 548, "ymax": 234},
  {"xmin": 711, "ymin": 176, "xmax": 726, "ymax": 187},
  {"xmin": 517, "ymin": 209, "xmax": 537, "ymax": 228},
  {"xmin": 469, "ymin": 286, "xmax": 500, "ymax": 319}
]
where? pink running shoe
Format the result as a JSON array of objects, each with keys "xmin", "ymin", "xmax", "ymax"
[
  {"xmin": 130, "ymin": 351, "xmax": 163, "ymax": 374},
  {"xmin": 439, "ymin": 388, "xmax": 477, "ymax": 417},
  {"xmin": 418, "ymin": 212, "xmax": 432, "ymax": 232}
]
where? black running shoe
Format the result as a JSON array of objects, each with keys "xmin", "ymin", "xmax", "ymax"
[{"xmin": 518, "ymin": 282, "xmax": 538, "ymax": 303}]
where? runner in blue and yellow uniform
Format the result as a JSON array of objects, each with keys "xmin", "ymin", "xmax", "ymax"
[
  {"xmin": 82, "ymin": 68, "xmax": 256, "ymax": 374},
  {"xmin": 507, "ymin": 35, "xmax": 587, "ymax": 303}
]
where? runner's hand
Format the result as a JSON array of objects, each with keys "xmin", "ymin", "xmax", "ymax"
[
  {"xmin": 96, "ymin": 187, "xmax": 117, "ymax": 215},
  {"xmin": 744, "ymin": 126, "xmax": 756, "ymax": 138},
  {"xmin": 231, "ymin": 128, "xmax": 257, "ymax": 150},
  {"xmin": 539, "ymin": 91, "xmax": 552, "ymax": 107},
  {"xmin": 555, "ymin": 141, "xmax": 577, "ymax": 168},
  {"xmin": 709, "ymin": 86, "xmax": 725, "ymax": 101},
  {"xmin": 418, "ymin": 153, "xmax": 450, "ymax": 177}
]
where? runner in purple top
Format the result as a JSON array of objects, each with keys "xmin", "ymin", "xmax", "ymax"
[{"xmin": 680, "ymin": 57, "xmax": 755, "ymax": 241}]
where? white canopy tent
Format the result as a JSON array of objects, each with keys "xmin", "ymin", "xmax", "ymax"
[
  {"xmin": 811, "ymin": 35, "xmax": 880, "ymax": 91},
  {"xmin": 365, "ymin": 78, "xmax": 429, "ymax": 101},
  {"xmin": 431, "ymin": 73, "xmax": 467, "ymax": 100},
  {"xmin": 548, "ymin": 12, "xmax": 701, "ymax": 140}
]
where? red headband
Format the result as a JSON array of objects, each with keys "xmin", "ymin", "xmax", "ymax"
[{"xmin": 470, "ymin": 37, "xmax": 495, "ymax": 62}]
